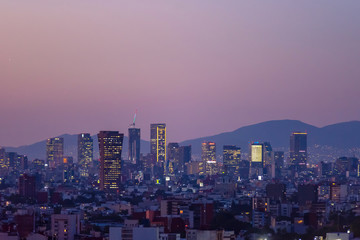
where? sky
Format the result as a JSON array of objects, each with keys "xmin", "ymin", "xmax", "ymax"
[{"xmin": 1, "ymin": 0, "xmax": 360, "ymax": 147}]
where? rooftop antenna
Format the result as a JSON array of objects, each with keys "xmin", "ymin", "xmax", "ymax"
[{"xmin": 129, "ymin": 109, "xmax": 137, "ymax": 128}]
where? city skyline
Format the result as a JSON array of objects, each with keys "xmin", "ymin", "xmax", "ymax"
[
  {"xmin": 1, "ymin": 2, "xmax": 360, "ymax": 239},
  {"xmin": 1, "ymin": 1, "xmax": 360, "ymax": 147}
]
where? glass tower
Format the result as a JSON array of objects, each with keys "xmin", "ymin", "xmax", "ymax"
[
  {"xmin": 46, "ymin": 137, "xmax": 64, "ymax": 168},
  {"xmin": 128, "ymin": 127, "xmax": 140, "ymax": 165},
  {"xmin": 290, "ymin": 132, "xmax": 307, "ymax": 171},
  {"xmin": 78, "ymin": 133, "xmax": 93, "ymax": 177},
  {"xmin": 98, "ymin": 131, "xmax": 123, "ymax": 191}
]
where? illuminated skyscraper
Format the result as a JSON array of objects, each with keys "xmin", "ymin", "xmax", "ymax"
[
  {"xmin": 98, "ymin": 131, "xmax": 124, "ymax": 191},
  {"xmin": 202, "ymin": 142, "xmax": 217, "ymax": 175},
  {"xmin": 78, "ymin": 133, "xmax": 93, "ymax": 177},
  {"xmin": 250, "ymin": 142, "xmax": 264, "ymax": 178},
  {"xmin": 223, "ymin": 145, "xmax": 241, "ymax": 175},
  {"xmin": 150, "ymin": 123, "xmax": 166, "ymax": 167},
  {"xmin": 46, "ymin": 137, "xmax": 64, "ymax": 168},
  {"xmin": 290, "ymin": 132, "xmax": 307, "ymax": 171},
  {"xmin": 128, "ymin": 127, "xmax": 140, "ymax": 165}
]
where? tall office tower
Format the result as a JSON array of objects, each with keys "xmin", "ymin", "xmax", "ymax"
[
  {"xmin": 290, "ymin": 132, "xmax": 307, "ymax": 171},
  {"xmin": 202, "ymin": 142, "xmax": 217, "ymax": 175},
  {"xmin": 263, "ymin": 142, "xmax": 273, "ymax": 167},
  {"xmin": 167, "ymin": 143, "xmax": 180, "ymax": 174},
  {"xmin": 223, "ymin": 145, "xmax": 241, "ymax": 175},
  {"xmin": 150, "ymin": 123, "xmax": 166, "ymax": 167},
  {"xmin": 273, "ymin": 151, "xmax": 284, "ymax": 179},
  {"xmin": 179, "ymin": 145, "xmax": 191, "ymax": 173},
  {"xmin": 0, "ymin": 147, "xmax": 7, "ymax": 169},
  {"xmin": 46, "ymin": 137, "xmax": 64, "ymax": 168},
  {"xmin": 128, "ymin": 127, "xmax": 140, "ymax": 165},
  {"xmin": 98, "ymin": 131, "xmax": 124, "ymax": 191},
  {"xmin": 250, "ymin": 142, "xmax": 264, "ymax": 178},
  {"xmin": 78, "ymin": 133, "xmax": 93, "ymax": 177}
]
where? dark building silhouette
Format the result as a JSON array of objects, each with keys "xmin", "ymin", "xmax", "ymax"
[
  {"xmin": 273, "ymin": 151, "xmax": 284, "ymax": 179},
  {"xmin": 179, "ymin": 145, "xmax": 191, "ymax": 173},
  {"xmin": 128, "ymin": 127, "xmax": 140, "ymax": 165},
  {"xmin": 15, "ymin": 212, "xmax": 34, "ymax": 239},
  {"xmin": 18, "ymin": 174, "xmax": 36, "ymax": 199},
  {"xmin": 167, "ymin": 143, "xmax": 180, "ymax": 174},
  {"xmin": 320, "ymin": 161, "xmax": 333, "ymax": 177},
  {"xmin": 32, "ymin": 159, "xmax": 45, "ymax": 170},
  {"xmin": 266, "ymin": 183, "xmax": 286, "ymax": 201},
  {"xmin": 223, "ymin": 145, "xmax": 241, "ymax": 175},
  {"xmin": 190, "ymin": 202, "xmax": 214, "ymax": 229},
  {"xmin": 333, "ymin": 157, "xmax": 359, "ymax": 178},
  {"xmin": 290, "ymin": 132, "xmax": 307, "ymax": 171},
  {"xmin": 238, "ymin": 160, "xmax": 250, "ymax": 179},
  {"xmin": 98, "ymin": 131, "xmax": 124, "ymax": 191},
  {"xmin": 78, "ymin": 133, "xmax": 93, "ymax": 177},
  {"xmin": 298, "ymin": 184, "xmax": 318, "ymax": 206},
  {"xmin": 7, "ymin": 152, "xmax": 18, "ymax": 170},
  {"xmin": 263, "ymin": 142, "xmax": 273, "ymax": 168}
]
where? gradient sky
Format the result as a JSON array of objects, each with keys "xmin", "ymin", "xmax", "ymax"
[{"xmin": 1, "ymin": 0, "xmax": 360, "ymax": 147}]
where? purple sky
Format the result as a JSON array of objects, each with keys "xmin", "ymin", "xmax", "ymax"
[{"xmin": 1, "ymin": 1, "xmax": 360, "ymax": 147}]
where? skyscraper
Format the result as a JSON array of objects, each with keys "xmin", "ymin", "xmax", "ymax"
[
  {"xmin": 179, "ymin": 145, "xmax": 191, "ymax": 173},
  {"xmin": 290, "ymin": 132, "xmax": 307, "ymax": 171},
  {"xmin": 202, "ymin": 142, "xmax": 217, "ymax": 175},
  {"xmin": 128, "ymin": 127, "xmax": 140, "ymax": 165},
  {"xmin": 0, "ymin": 147, "xmax": 7, "ymax": 169},
  {"xmin": 263, "ymin": 142, "xmax": 273, "ymax": 168},
  {"xmin": 98, "ymin": 131, "xmax": 124, "ymax": 191},
  {"xmin": 150, "ymin": 123, "xmax": 166, "ymax": 167},
  {"xmin": 78, "ymin": 133, "xmax": 93, "ymax": 177},
  {"xmin": 167, "ymin": 142, "xmax": 180, "ymax": 174},
  {"xmin": 273, "ymin": 151, "xmax": 284, "ymax": 179},
  {"xmin": 223, "ymin": 145, "xmax": 241, "ymax": 175},
  {"xmin": 250, "ymin": 142, "xmax": 264, "ymax": 178},
  {"xmin": 46, "ymin": 137, "xmax": 64, "ymax": 168}
]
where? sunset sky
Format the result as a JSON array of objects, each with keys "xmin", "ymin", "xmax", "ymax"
[{"xmin": 1, "ymin": 1, "xmax": 360, "ymax": 146}]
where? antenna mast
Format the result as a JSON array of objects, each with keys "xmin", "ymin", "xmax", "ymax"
[{"xmin": 130, "ymin": 109, "xmax": 137, "ymax": 128}]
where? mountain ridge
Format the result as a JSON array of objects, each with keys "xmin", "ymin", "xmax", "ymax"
[{"xmin": 2, "ymin": 120, "xmax": 360, "ymax": 160}]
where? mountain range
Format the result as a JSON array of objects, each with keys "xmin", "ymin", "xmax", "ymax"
[{"xmin": 3, "ymin": 120, "xmax": 360, "ymax": 161}]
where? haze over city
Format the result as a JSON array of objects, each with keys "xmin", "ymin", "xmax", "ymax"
[{"xmin": 1, "ymin": 0, "xmax": 360, "ymax": 147}]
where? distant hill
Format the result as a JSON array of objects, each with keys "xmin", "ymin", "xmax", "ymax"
[
  {"xmin": 3, "ymin": 120, "xmax": 360, "ymax": 160},
  {"xmin": 4, "ymin": 134, "xmax": 150, "ymax": 162},
  {"xmin": 180, "ymin": 120, "xmax": 360, "ymax": 154}
]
